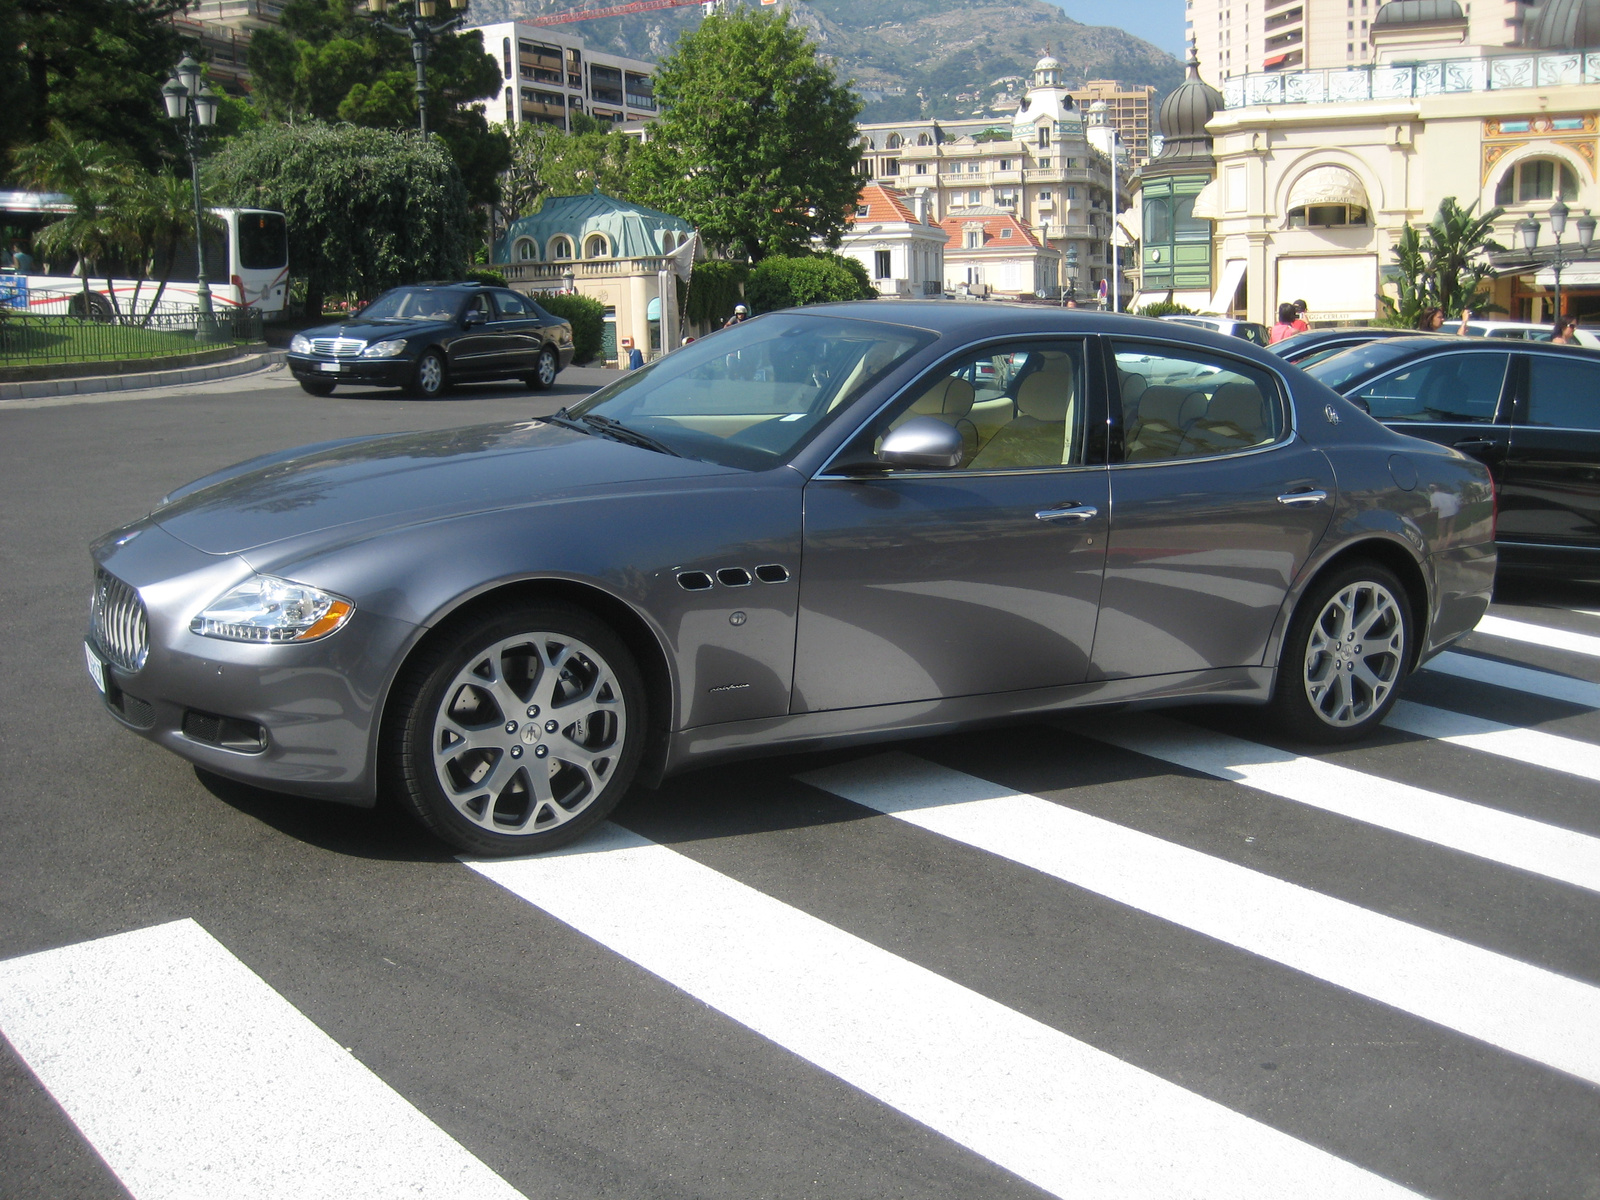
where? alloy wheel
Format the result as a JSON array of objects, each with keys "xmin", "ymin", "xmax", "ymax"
[{"xmin": 1302, "ymin": 580, "xmax": 1405, "ymax": 728}]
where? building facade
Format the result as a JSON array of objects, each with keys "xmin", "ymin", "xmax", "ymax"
[
  {"xmin": 856, "ymin": 54, "xmax": 1131, "ymax": 301},
  {"xmin": 465, "ymin": 21, "xmax": 657, "ymax": 130},
  {"xmin": 1205, "ymin": 0, "xmax": 1600, "ymax": 325},
  {"xmin": 493, "ymin": 191, "xmax": 693, "ymax": 364},
  {"xmin": 1069, "ymin": 79, "xmax": 1158, "ymax": 162},
  {"xmin": 940, "ymin": 209, "xmax": 1062, "ymax": 297},
  {"xmin": 839, "ymin": 183, "xmax": 947, "ymax": 297}
]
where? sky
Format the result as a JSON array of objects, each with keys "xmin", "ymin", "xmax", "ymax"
[{"xmin": 1042, "ymin": 0, "xmax": 1189, "ymax": 57}]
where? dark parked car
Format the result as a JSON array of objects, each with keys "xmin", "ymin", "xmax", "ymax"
[
  {"xmin": 1269, "ymin": 326, "xmax": 1414, "ymax": 367},
  {"xmin": 1306, "ymin": 334, "xmax": 1600, "ymax": 575},
  {"xmin": 88, "ymin": 304, "xmax": 1494, "ymax": 857},
  {"xmin": 287, "ymin": 282, "xmax": 574, "ymax": 398}
]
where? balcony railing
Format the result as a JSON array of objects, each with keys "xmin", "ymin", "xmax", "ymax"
[
  {"xmin": 500, "ymin": 258, "xmax": 666, "ymax": 281},
  {"xmin": 1222, "ymin": 47, "xmax": 1600, "ymax": 107}
]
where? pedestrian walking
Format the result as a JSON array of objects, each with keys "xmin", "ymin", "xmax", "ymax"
[
  {"xmin": 1291, "ymin": 299, "xmax": 1310, "ymax": 333},
  {"xmin": 10, "ymin": 241, "xmax": 33, "ymax": 273},
  {"xmin": 1414, "ymin": 306, "xmax": 1474, "ymax": 334},
  {"xmin": 1553, "ymin": 315, "xmax": 1579, "ymax": 344},
  {"xmin": 623, "ymin": 338, "xmax": 644, "ymax": 371},
  {"xmin": 1269, "ymin": 302, "xmax": 1300, "ymax": 344}
]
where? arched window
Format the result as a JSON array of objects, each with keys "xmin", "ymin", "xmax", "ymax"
[
  {"xmin": 1144, "ymin": 197, "xmax": 1172, "ymax": 244},
  {"xmin": 860, "ymin": 136, "xmax": 874, "ymax": 151},
  {"xmin": 917, "ymin": 132, "xmax": 932, "ymax": 146},
  {"xmin": 584, "ymin": 233, "xmax": 610, "ymax": 258},
  {"xmin": 1286, "ymin": 203, "xmax": 1368, "ymax": 227},
  {"xmin": 514, "ymin": 238, "xmax": 537, "ymax": 262},
  {"xmin": 549, "ymin": 236, "xmax": 573, "ymax": 260},
  {"xmin": 886, "ymin": 133, "xmax": 902, "ymax": 149},
  {"xmin": 1038, "ymin": 122, "xmax": 1051, "ymax": 149},
  {"xmin": 1496, "ymin": 158, "xmax": 1581, "ymax": 205},
  {"xmin": 661, "ymin": 231, "xmax": 676, "ymax": 253}
]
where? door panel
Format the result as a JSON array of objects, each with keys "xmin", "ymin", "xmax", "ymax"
[
  {"xmin": 449, "ymin": 293, "xmax": 503, "ymax": 377},
  {"xmin": 1504, "ymin": 352, "xmax": 1600, "ymax": 548},
  {"xmin": 492, "ymin": 290, "xmax": 542, "ymax": 375}
]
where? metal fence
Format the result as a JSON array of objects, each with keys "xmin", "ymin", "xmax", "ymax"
[
  {"xmin": 1223, "ymin": 49, "xmax": 1600, "ymax": 109},
  {"xmin": 0, "ymin": 307, "xmax": 264, "ymax": 367}
]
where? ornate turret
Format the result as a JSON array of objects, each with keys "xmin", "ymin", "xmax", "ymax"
[
  {"xmin": 1148, "ymin": 49, "xmax": 1224, "ymax": 174},
  {"xmin": 1520, "ymin": 0, "xmax": 1600, "ymax": 47}
]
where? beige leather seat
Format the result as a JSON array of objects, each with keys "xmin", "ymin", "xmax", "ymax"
[
  {"xmin": 968, "ymin": 353, "xmax": 1077, "ymax": 469},
  {"xmin": 1182, "ymin": 382, "xmax": 1271, "ymax": 455},
  {"xmin": 1125, "ymin": 385, "xmax": 1203, "ymax": 461}
]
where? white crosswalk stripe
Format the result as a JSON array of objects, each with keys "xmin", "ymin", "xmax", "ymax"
[
  {"xmin": 797, "ymin": 752, "xmax": 1600, "ymax": 1088},
  {"xmin": 1476, "ymin": 613, "xmax": 1600, "ymax": 658},
  {"xmin": 467, "ymin": 826, "xmax": 1421, "ymax": 1200},
  {"xmin": 1423, "ymin": 649, "xmax": 1600, "ymax": 708},
  {"xmin": 1079, "ymin": 713, "xmax": 1600, "ymax": 893},
  {"xmin": 1387, "ymin": 699, "xmax": 1600, "ymax": 784},
  {"xmin": 0, "ymin": 919, "xmax": 526, "ymax": 1200}
]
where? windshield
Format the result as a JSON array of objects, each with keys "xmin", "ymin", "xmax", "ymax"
[
  {"xmin": 567, "ymin": 312, "xmax": 935, "ymax": 469},
  {"xmin": 237, "ymin": 211, "xmax": 286, "ymax": 270},
  {"xmin": 357, "ymin": 288, "xmax": 462, "ymax": 322},
  {"xmin": 1304, "ymin": 339, "xmax": 1422, "ymax": 391}
]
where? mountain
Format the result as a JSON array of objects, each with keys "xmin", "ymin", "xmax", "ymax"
[{"xmin": 468, "ymin": 0, "xmax": 1185, "ymax": 121}]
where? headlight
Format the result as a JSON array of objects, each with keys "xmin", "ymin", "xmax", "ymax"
[
  {"xmin": 361, "ymin": 339, "xmax": 409, "ymax": 358},
  {"xmin": 191, "ymin": 575, "xmax": 355, "ymax": 644},
  {"xmin": 290, "ymin": 334, "xmax": 313, "ymax": 354}
]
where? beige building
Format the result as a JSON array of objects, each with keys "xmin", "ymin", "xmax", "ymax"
[
  {"xmin": 1186, "ymin": 0, "xmax": 1529, "ymax": 79},
  {"xmin": 466, "ymin": 21, "xmax": 657, "ymax": 130},
  {"xmin": 1205, "ymin": 0, "xmax": 1600, "ymax": 325},
  {"xmin": 1069, "ymin": 79, "xmax": 1158, "ymax": 162}
]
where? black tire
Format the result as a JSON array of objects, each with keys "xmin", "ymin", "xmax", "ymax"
[
  {"xmin": 525, "ymin": 345, "xmax": 559, "ymax": 391},
  {"xmin": 298, "ymin": 378, "xmax": 336, "ymax": 397},
  {"xmin": 386, "ymin": 603, "xmax": 646, "ymax": 856},
  {"xmin": 405, "ymin": 348, "xmax": 449, "ymax": 398},
  {"xmin": 70, "ymin": 291, "xmax": 115, "ymax": 323},
  {"xmin": 1270, "ymin": 560, "xmax": 1412, "ymax": 743}
]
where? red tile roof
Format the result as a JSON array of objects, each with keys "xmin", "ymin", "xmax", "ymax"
[
  {"xmin": 939, "ymin": 211, "xmax": 1046, "ymax": 251},
  {"xmin": 850, "ymin": 182, "xmax": 927, "ymax": 226}
]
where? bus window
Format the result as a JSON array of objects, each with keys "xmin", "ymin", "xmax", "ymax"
[{"xmin": 237, "ymin": 212, "xmax": 287, "ymax": 270}]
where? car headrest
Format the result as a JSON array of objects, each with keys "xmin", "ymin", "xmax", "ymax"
[
  {"xmin": 1134, "ymin": 385, "xmax": 1192, "ymax": 426},
  {"xmin": 909, "ymin": 376, "xmax": 976, "ymax": 419},
  {"xmin": 1205, "ymin": 382, "xmax": 1268, "ymax": 430},
  {"xmin": 1016, "ymin": 355, "xmax": 1076, "ymax": 421},
  {"xmin": 1119, "ymin": 372, "xmax": 1147, "ymax": 410}
]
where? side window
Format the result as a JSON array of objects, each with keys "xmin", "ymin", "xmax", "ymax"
[
  {"xmin": 1351, "ymin": 352, "xmax": 1508, "ymax": 424},
  {"xmin": 465, "ymin": 293, "xmax": 492, "ymax": 321},
  {"xmin": 1526, "ymin": 355, "xmax": 1600, "ymax": 430},
  {"xmin": 1113, "ymin": 341, "xmax": 1283, "ymax": 462},
  {"xmin": 493, "ymin": 291, "xmax": 530, "ymax": 318},
  {"xmin": 877, "ymin": 341, "xmax": 1087, "ymax": 470}
]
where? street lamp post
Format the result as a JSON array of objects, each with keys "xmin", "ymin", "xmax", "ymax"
[
  {"xmin": 1063, "ymin": 245, "xmax": 1079, "ymax": 306},
  {"xmin": 161, "ymin": 57, "xmax": 219, "ymax": 329},
  {"xmin": 1518, "ymin": 199, "xmax": 1597, "ymax": 324},
  {"xmin": 366, "ymin": 0, "xmax": 470, "ymax": 138},
  {"xmin": 562, "ymin": 268, "xmax": 575, "ymax": 295}
]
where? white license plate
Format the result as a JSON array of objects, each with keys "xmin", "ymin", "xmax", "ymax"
[
  {"xmin": 319, "ymin": 361, "xmax": 341, "ymax": 373},
  {"xmin": 85, "ymin": 642, "xmax": 106, "ymax": 694}
]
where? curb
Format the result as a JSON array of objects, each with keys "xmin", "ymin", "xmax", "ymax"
[{"xmin": 0, "ymin": 350, "xmax": 288, "ymax": 401}]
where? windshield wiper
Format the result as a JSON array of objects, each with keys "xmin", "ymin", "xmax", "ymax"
[{"xmin": 575, "ymin": 413, "xmax": 684, "ymax": 457}]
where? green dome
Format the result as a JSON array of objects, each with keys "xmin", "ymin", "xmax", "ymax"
[{"xmin": 495, "ymin": 191, "xmax": 693, "ymax": 264}]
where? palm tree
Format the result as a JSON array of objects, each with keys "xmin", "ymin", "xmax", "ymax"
[
  {"xmin": 122, "ymin": 170, "xmax": 199, "ymax": 323},
  {"xmin": 1379, "ymin": 197, "xmax": 1505, "ymax": 326}
]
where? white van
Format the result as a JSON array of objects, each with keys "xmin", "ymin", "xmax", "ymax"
[{"xmin": 1461, "ymin": 319, "xmax": 1600, "ymax": 349}]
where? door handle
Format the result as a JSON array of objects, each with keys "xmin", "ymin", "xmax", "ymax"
[
  {"xmin": 1035, "ymin": 504, "xmax": 1099, "ymax": 523},
  {"xmin": 1453, "ymin": 439, "xmax": 1495, "ymax": 452},
  {"xmin": 1276, "ymin": 489, "xmax": 1327, "ymax": 507}
]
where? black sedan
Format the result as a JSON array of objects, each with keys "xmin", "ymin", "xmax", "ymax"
[
  {"xmin": 88, "ymin": 304, "xmax": 1493, "ymax": 857},
  {"xmin": 1305, "ymin": 334, "xmax": 1600, "ymax": 574},
  {"xmin": 1269, "ymin": 326, "xmax": 1414, "ymax": 367},
  {"xmin": 287, "ymin": 282, "xmax": 575, "ymax": 398}
]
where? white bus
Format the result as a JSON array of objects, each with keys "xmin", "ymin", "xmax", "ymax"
[{"xmin": 0, "ymin": 191, "xmax": 289, "ymax": 318}]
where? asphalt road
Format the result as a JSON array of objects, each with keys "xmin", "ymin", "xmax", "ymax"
[{"xmin": 2, "ymin": 364, "xmax": 1599, "ymax": 1200}]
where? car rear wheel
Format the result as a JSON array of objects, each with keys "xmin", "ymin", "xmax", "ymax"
[
  {"xmin": 526, "ymin": 346, "xmax": 559, "ymax": 390},
  {"xmin": 1271, "ymin": 561, "xmax": 1411, "ymax": 742},
  {"xmin": 299, "ymin": 378, "xmax": 336, "ymax": 397},
  {"xmin": 387, "ymin": 604, "xmax": 645, "ymax": 856},
  {"xmin": 406, "ymin": 349, "xmax": 448, "ymax": 398}
]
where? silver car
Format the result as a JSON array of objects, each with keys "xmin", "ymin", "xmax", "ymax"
[{"xmin": 86, "ymin": 304, "xmax": 1496, "ymax": 856}]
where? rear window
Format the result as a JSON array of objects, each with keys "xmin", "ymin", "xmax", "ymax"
[
  {"xmin": 1304, "ymin": 340, "xmax": 1421, "ymax": 391},
  {"xmin": 237, "ymin": 212, "xmax": 286, "ymax": 270}
]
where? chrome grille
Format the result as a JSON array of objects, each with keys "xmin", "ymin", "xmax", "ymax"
[
  {"xmin": 310, "ymin": 337, "xmax": 364, "ymax": 357},
  {"xmin": 91, "ymin": 569, "xmax": 149, "ymax": 672}
]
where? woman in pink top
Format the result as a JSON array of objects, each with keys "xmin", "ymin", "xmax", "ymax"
[{"xmin": 1268, "ymin": 302, "xmax": 1300, "ymax": 344}]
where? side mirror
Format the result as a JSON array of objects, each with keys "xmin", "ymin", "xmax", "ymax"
[
  {"xmin": 463, "ymin": 308, "xmax": 487, "ymax": 327},
  {"xmin": 878, "ymin": 417, "xmax": 964, "ymax": 470}
]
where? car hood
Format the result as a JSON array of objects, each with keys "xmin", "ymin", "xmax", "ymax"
[
  {"xmin": 152, "ymin": 420, "xmax": 740, "ymax": 556},
  {"xmin": 298, "ymin": 317, "xmax": 452, "ymax": 341}
]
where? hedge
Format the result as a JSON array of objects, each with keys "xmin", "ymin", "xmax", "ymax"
[
  {"xmin": 532, "ymin": 293, "xmax": 605, "ymax": 363},
  {"xmin": 745, "ymin": 252, "xmax": 876, "ymax": 314}
]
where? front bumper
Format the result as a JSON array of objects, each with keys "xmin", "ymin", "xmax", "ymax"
[
  {"xmin": 88, "ymin": 523, "xmax": 421, "ymax": 806},
  {"xmin": 288, "ymin": 353, "xmax": 413, "ymax": 387}
]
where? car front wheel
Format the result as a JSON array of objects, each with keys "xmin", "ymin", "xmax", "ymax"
[
  {"xmin": 1270, "ymin": 561, "xmax": 1411, "ymax": 742},
  {"xmin": 526, "ymin": 346, "xmax": 559, "ymax": 390},
  {"xmin": 299, "ymin": 378, "xmax": 336, "ymax": 397},
  {"xmin": 406, "ymin": 349, "xmax": 448, "ymax": 398},
  {"xmin": 387, "ymin": 604, "xmax": 645, "ymax": 856}
]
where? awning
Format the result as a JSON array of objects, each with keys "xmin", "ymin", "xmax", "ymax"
[
  {"xmin": 1113, "ymin": 217, "xmax": 1138, "ymax": 248},
  {"xmin": 1117, "ymin": 205, "xmax": 1142, "ymax": 242},
  {"xmin": 1202, "ymin": 260, "xmax": 1248, "ymax": 314},
  {"xmin": 646, "ymin": 296, "xmax": 662, "ymax": 320},
  {"xmin": 1285, "ymin": 165, "xmax": 1368, "ymax": 212},
  {"xmin": 1132, "ymin": 290, "xmax": 1171, "ymax": 310},
  {"xmin": 1262, "ymin": 53, "xmax": 1289, "ymax": 68},
  {"xmin": 1189, "ymin": 178, "xmax": 1223, "ymax": 221},
  {"xmin": 1534, "ymin": 261, "xmax": 1600, "ymax": 287}
]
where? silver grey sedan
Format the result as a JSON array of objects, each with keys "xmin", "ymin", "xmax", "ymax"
[{"xmin": 86, "ymin": 303, "xmax": 1495, "ymax": 856}]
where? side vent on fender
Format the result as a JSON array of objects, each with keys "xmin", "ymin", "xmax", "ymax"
[
  {"xmin": 754, "ymin": 564, "xmax": 790, "ymax": 584},
  {"xmin": 716, "ymin": 568, "xmax": 753, "ymax": 587},
  {"xmin": 676, "ymin": 571, "xmax": 714, "ymax": 591}
]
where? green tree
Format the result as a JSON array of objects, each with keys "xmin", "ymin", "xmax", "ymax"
[
  {"xmin": 633, "ymin": 8, "xmax": 864, "ymax": 261},
  {"xmin": 1379, "ymin": 197, "xmax": 1506, "ymax": 326},
  {"xmin": 502, "ymin": 113, "xmax": 638, "ymax": 220},
  {"xmin": 7, "ymin": 0, "xmax": 190, "ymax": 173},
  {"xmin": 246, "ymin": 0, "xmax": 508, "ymax": 204},
  {"xmin": 12, "ymin": 124, "xmax": 131, "ymax": 310},
  {"xmin": 745, "ymin": 252, "xmax": 875, "ymax": 313},
  {"xmin": 206, "ymin": 122, "xmax": 471, "ymax": 319},
  {"xmin": 533, "ymin": 292, "xmax": 605, "ymax": 363}
]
